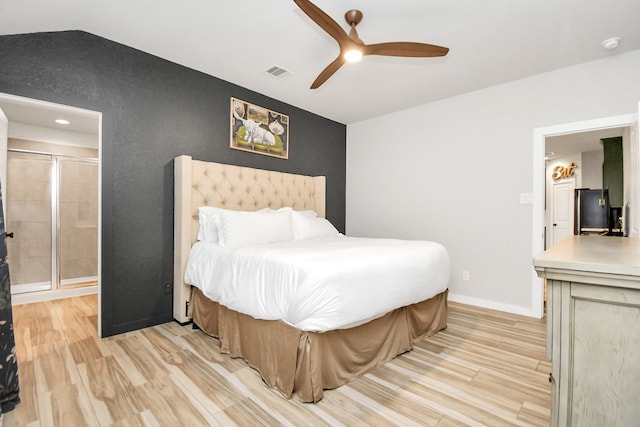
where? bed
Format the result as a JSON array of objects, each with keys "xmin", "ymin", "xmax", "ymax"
[{"xmin": 173, "ymin": 155, "xmax": 450, "ymax": 402}]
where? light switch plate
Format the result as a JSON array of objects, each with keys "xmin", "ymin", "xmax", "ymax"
[{"xmin": 520, "ymin": 193, "xmax": 534, "ymax": 204}]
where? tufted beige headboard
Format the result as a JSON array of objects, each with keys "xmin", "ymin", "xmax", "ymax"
[{"xmin": 173, "ymin": 155, "xmax": 326, "ymax": 322}]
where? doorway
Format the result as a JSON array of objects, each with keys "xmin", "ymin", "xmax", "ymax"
[
  {"xmin": 6, "ymin": 150, "xmax": 98, "ymax": 294},
  {"xmin": 0, "ymin": 92, "xmax": 102, "ymax": 336},
  {"xmin": 545, "ymin": 127, "xmax": 629, "ymax": 248},
  {"xmin": 532, "ymin": 106, "xmax": 639, "ymax": 318}
]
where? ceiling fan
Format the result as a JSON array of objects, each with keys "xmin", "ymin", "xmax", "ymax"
[{"xmin": 293, "ymin": 0, "xmax": 449, "ymax": 89}]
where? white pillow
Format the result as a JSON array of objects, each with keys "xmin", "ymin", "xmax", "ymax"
[
  {"xmin": 216, "ymin": 208, "xmax": 294, "ymax": 247},
  {"xmin": 294, "ymin": 209, "xmax": 318, "ymax": 219},
  {"xmin": 291, "ymin": 211, "xmax": 340, "ymax": 240},
  {"xmin": 197, "ymin": 206, "xmax": 225, "ymax": 243},
  {"xmin": 257, "ymin": 207, "xmax": 281, "ymax": 213}
]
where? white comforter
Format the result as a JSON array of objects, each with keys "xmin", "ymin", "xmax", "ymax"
[{"xmin": 184, "ymin": 236, "xmax": 450, "ymax": 332}]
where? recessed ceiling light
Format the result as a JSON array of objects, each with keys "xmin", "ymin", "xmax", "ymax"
[
  {"xmin": 601, "ymin": 37, "xmax": 621, "ymax": 50},
  {"xmin": 55, "ymin": 119, "xmax": 70, "ymax": 125}
]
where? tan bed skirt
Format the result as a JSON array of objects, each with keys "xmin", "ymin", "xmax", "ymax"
[{"xmin": 190, "ymin": 287, "xmax": 449, "ymax": 402}]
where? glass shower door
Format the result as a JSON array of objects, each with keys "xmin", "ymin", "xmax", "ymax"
[
  {"xmin": 58, "ymin": 157, "xmax": 98, "ymax": 287},
  {"xmin": 6, "ymin": 151, "xmax": 53, "ymax": 293},
  {"xmin": 6, "ymin": 152, "xmax": 98, "ymax": 294}
]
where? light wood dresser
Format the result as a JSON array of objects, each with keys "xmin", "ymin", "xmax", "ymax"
[{"xmin": 533, "ymin": 235, "xmax": 640, "ymax": 426}]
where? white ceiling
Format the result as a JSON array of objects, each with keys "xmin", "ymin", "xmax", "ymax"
[
  {"xmin": 0, "ymin": 94, "xmax": 100, "ymax": 135},
  {"xmin": 546, "ymin": 127, "xmax": 627, "ymax": 160},
  {"xmin": 1, "ymin": 0, "xmax": 639, "ymax": 127}
]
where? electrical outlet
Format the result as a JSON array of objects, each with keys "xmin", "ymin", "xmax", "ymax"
[
  {"xmin": 462, "ymin": 270, "xmax": 470, "ymax": 281},
  {"xmin": 163, "ymin": 282, "xmax": 172, "ymax": 295}
]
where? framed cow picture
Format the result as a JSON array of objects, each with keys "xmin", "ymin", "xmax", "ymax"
[{"xmin": 230, "ymin": 97, "xmax": 289, "ymax": 159}]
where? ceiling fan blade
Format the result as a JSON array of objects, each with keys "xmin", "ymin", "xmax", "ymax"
[
  {"xmin": 310, "ymin": 56, "xmax": 346, "ymax": 89},
  {"xmin": 364, "ymin": 42, "xmax": 449, "ymax": 58},
  {"xmin": 294, "ymin": 0, "xmax": 351, "ymax": 46}
]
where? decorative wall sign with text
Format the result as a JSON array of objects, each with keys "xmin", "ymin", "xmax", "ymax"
[
  {"xmin": 552, "ymin": 162, "xmax": 577, "ymax": 180},
  {"xmin": 230, "ymin": 97, "xmax": 289, "ymax": 159}
]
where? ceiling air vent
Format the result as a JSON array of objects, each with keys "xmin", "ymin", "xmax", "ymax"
[{"xmin": 265, "ymin": 64, "xmax": 293, "ymax": 79}]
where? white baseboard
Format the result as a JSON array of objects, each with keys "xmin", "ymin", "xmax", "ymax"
[
  {"xmin": 11, "ymin": 285, "xmax": 98, "ymax": 306},
  {"xmin": 448, "ymin": 292, "xmax": 541, "ymax": 319}
]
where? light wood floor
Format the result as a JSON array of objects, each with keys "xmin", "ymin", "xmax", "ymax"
[{"xmin": 3, "ymin": 295, "xmax": 551, "ymax": 426}]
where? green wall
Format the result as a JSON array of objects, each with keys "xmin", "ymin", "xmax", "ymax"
[{"xmin": 602, "ymin": 137, "xmax": 623, "ymax": 207}]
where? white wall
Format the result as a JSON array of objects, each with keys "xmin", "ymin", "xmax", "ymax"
[
  {"xmin": 0, "ymin": 109, "xmax": 6, "ymax": 189},
  {"xmin": 8, "ymin": 122, "xmax": 97, "ymax": 149},
  {"xmin": 346, "ymin": 49, "xmax": 640, "ymax": 316},
  {"xmin": 0, "ymin": 108, "xmax": 7, "ymax": 219},
  {"xmin": 623, "ymin": 126, "xmax": 632, "ymax": 209}
]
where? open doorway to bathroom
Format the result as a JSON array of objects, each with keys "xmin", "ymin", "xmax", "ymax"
[
  {"xmin": 0, "ymin": 93, "xmax": 102, "ymax": 335},
  {"xmin": 7, "ymin": 150, "xmax": 98, "ymax": 294}
]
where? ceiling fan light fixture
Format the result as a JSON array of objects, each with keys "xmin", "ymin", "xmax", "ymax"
[
  {"xmin": 344, "ymin": 48, "xmax": 363, "ymax": 63},
  {"xmin": 294, "ymin": 0, "xmax": 449, "ymax": 88}
]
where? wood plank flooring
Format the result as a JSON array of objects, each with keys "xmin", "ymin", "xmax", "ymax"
[{"xmin": 3, "ymin": 295, "xmax": 551, "ymax": 426}]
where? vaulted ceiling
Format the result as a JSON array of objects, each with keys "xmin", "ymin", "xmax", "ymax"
[{"xmin": 1, "ymin": 0, "xmax": 639, "ymax": 124}]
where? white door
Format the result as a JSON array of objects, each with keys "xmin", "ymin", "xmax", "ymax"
[{"xmin": 551, "ymin": 179, "xmax": 575, "ymax": 246}]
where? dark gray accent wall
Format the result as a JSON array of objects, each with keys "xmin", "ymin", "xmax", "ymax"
[{"xmin": 0, "ymin": 31, "xmax": 346, "ymax": 336}]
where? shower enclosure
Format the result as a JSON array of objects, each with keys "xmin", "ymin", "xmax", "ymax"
[{"xmin": 6, "ymin": 149, "xmax": 98, "ymax": 295}]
